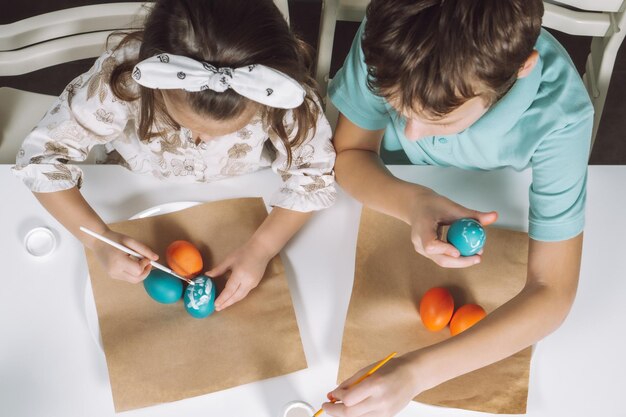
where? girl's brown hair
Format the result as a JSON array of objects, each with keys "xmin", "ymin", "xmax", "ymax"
[
  {"xmin": 362, "ymin": 0, "xmax": 544, "ymax": 118},
  {"xmin": 109, "ymin": 0, "xmax": 320, "ymax": 165}
]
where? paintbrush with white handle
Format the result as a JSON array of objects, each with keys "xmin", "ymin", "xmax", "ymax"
[{"xmin": 79, "ymin": 226, "xmax": 194, "ymax": 286}]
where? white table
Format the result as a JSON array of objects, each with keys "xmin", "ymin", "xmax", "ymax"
[{"xmin": 1, "ymin": 165, "xmax": 624, "ymax": 417}]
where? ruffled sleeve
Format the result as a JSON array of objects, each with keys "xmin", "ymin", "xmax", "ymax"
[
  {"xmin": 268, "ymin": 98, "xmax": 337, "ymax": 212},
  {"xmin": 12, "ymin": 46, "xmax": 136, "ymax": 192}
]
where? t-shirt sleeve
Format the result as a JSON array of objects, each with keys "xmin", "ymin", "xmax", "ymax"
[
  {"xmin": 528, "ymin": 114, "xmax": 592, "ymax": 241},
  {"xmin": 328, "ymin": 21, "xmax": 390, "ymax": 131}
]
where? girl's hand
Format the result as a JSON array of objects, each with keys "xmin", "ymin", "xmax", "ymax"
[
  {"xmin": 206, "ymin": 240, "xmax": 272, "ymax": 311},
  {"xmin": 408, "ymin": 189, "xmax": 498, "ymax": 268},
  {"xmin": 91, "ymin": 229, "xmax": 158, "ymax": 283},
  {"xmin": 323, "ymin": 355, "xmax": 422, "ymax": 417}
]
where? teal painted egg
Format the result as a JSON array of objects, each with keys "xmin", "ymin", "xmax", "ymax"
[
  {"xmin": 447, "ymin": 218, "xmax": 486, "ymax": 256},
  {"xmin": 143, "ymin": 269, "xmax": 183, "ymax": 304},
  {"xmin": 184, "ymin": 276, "xmax": 216, "ymax": 319}
]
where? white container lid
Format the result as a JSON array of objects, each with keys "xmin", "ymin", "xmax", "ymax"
[
  {"xmin": 24, "ymin": 226, "xmax": 57, "ymax": 257},
  {"xmin": 282, "ymin": 400, "xmax": 315, "ymax": 417}
]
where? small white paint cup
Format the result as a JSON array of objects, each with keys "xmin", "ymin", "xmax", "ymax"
[
  {"xmin": 282, "ymin": 400, "xmax": 315, "ymax": 417},
  {"xmin": 24, "ymin": 227, "xmax": 57, "ymax": 257}
]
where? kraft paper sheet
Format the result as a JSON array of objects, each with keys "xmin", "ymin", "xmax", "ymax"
[
  {"xmin": 338, "ymin": 208, "xmax": 532, "ymax": 414},
  {"xmin": 85, "ymin": 198, "xmax": 307, "ymax": 412}
]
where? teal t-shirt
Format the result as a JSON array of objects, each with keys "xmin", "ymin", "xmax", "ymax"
[{"xmin": 329, "ymin": 22, "xmax": 594, "ymax": 242}]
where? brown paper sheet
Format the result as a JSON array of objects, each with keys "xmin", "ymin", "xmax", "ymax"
[
  {"xmin": 338, "ymin": 208, "xmax": 532, "ymax": 414},
  {"xmin": 85, "ymin": 198, "xmax": 307, "ymax": 412}
]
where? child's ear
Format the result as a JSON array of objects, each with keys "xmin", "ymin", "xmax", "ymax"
[{"xmin": 517, "ymin": 50, "xmax": 539, "ymax": 79}]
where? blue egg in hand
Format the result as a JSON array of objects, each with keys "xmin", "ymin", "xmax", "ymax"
[
  {"xmin": 447, "ymin": 218, "xmax": 486, "ymax": 256},
  {"xmin": 184, "ymin": 276, "xmax": 216, "ymax": 319},
  {"xmin": 143, "ymin": 269, "xmax": 184, "ymax": 304}
]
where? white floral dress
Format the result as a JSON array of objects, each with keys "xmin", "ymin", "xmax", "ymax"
[{"xmin": 13, "ymin": 43, "xmax": 336, "ymax": 212}]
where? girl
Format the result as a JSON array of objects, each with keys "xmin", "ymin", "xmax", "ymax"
[{"xmin": 13, "ymin": 0, "xmax": 336, "ymax": 311}]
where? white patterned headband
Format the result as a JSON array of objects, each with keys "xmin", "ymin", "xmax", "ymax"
[{"xmin": 132, "ymin": 53, "xmax": 306, "ymax": 109}]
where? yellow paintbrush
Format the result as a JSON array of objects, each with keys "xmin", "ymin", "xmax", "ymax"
[{"xmin": 312, "ymin": 351, "xmax": 397, "ymax": 417}]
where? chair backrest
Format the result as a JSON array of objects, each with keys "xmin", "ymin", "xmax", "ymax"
[
  {"xmin": 0, "ymin": 3, "xmax": 149, "ymax": 164},
  {"xmin": 543, "ymin": 0, "xmax": 626, "ymax": 148},
  {"xmin": 316, "ymin": 0, "xmax": 626, "ymax": 150},
  {"xmin": 0, "ymin": 1, "xmax": 290, "ymax": 164},
  {"xmin": 316, "ymin": 0, "xmax": 367, "ymax": 99},
  {"xmin": 0, "ymin": 3, "xmax": 149, "ymax": 76}
]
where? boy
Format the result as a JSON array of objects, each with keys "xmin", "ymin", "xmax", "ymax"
[{"xmin": 323, "ymin": 1, "xmax": 592, "ymax": 416}]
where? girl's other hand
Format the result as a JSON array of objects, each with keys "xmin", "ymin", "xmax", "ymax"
[
  {"xmin": 206, "ymin": 240, "xmax": 272, "ymax": 311},
  {"xmin": 91, "ymin": 229, "xmax": 158, "ymax": 283},
  {"xmin": 408, "ymin": 189, "xmax": 497, "ymax": 268},
  {"xmin": 323, "ymin": 355, "xmax": 422, "ymax": 417}
]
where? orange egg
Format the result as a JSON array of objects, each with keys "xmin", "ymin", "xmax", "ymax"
[
  {"xmin": 419, "ymin": 287, "xmax": 454, "ymax": 331},
  {"xmin": 449, "ymin": 304, "xmax": 487, "ymax": 336},
  {"xmin": 165, "ymin": 240, "xmax": 203, "ymax": 279}
]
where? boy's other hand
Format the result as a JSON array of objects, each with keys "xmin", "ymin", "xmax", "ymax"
[
  {"xmin": 409, "ymin": 190, "xmax": 498, "ymax": 268},
  {"xmin": 323, "ymin": 355, "xmax": 421, "ymax": 417},
  {"xmin": 92, "ymin": 229, "xmax": 157, "ymax": 283},
  {"xmin": 207, "ymin": 240, "xmax": 272, "ymax": 311}
]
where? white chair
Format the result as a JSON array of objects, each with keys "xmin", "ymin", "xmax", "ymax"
[
  {"xmin": 315, "ymin": 0, "xmax": 626, "ymax": 150},
  {"xmin": 543, "ymin": 1, "xmax": 626, "ymax": 149},
  {"xmin": 0, "ymin": 3, "xmax": 149, "ymax": 164},
  {"xmin": 0, "ymin": 1, "xmax": 290, "ymax": 164}
]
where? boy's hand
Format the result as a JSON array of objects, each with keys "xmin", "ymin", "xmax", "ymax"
[
  {"xmin": 323, "ymin": 355, "xmax": 421, "ymax": 417},
  {"xmin": 207, "ymin": 240, "xmax": 272, "ymax": 311},
  {"xmin": 91, "ymin": 229, "xmax": 157, "ymax": 283},
  {"xmin": 409, "ymin": 189, "xmax": 498, "ymax": 268}
]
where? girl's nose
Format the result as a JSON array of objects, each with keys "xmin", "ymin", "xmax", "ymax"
[{"xmin": 192, "ymin": 131, "xmax": 214, "ymax": 143}]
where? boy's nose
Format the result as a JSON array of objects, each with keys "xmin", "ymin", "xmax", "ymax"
[{"xmin": 404, "ymin": 118, "xmax": 434, "ymax": 140}]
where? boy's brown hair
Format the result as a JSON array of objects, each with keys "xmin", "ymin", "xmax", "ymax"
[
  {"xmin": 362, "ymin": 0, "xmax": 544, "ymax": 118},
  {"xmin": 109, "ymin": 0, "xmax": 320, "ymax": 166}
]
